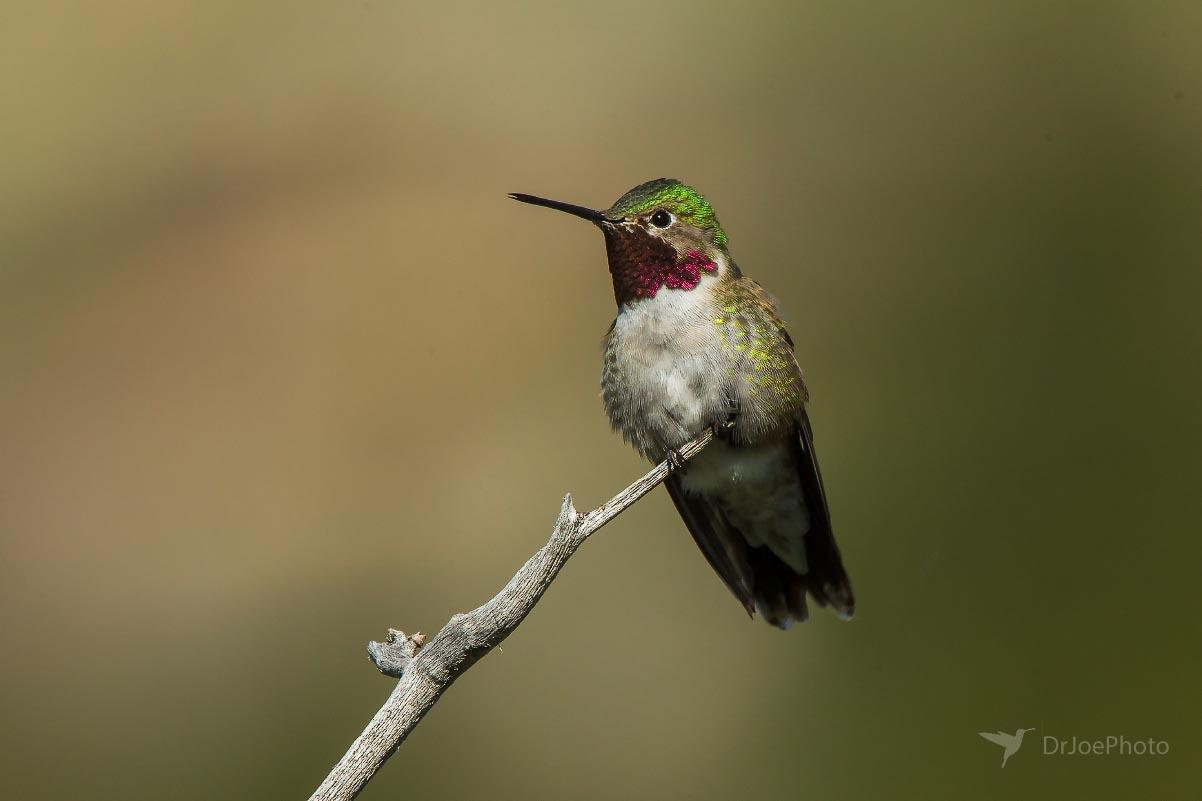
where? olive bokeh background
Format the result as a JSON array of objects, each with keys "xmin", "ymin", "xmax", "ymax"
[{"xmin": 2, "ymin": 3, "xmax": 1200, "ymax": 799}]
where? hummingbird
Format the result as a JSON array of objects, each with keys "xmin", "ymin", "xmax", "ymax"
[
  {"xmin": 510, "ymin": 179, "xmax": 854, "ymax": 628},
  {"xmin": 978, "ymin": 728, "xmax": 1035, "ymax": 768}
]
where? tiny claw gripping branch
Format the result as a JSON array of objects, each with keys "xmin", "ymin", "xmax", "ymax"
[
  {"xmin": 716, "ymin": 396, "xmax": 741, "ymax": 440},
  {"xmin": 665, "ymin": 449, "xmax": 688, "ymax": 473}
]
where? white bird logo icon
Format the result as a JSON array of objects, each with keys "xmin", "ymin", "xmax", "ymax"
[{"xmin": 978, "ymin": 727, "xmax": 1035, "ymax": 767}]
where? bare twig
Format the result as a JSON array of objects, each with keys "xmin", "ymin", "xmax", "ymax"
[{"xmin": 307, "ymin": 427, "xmax": 718, "ymax": 801}]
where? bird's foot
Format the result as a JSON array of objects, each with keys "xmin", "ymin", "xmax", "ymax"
[
  {"xmin": 714, "ymin": 397, "xmax": 741, "ymax": 440},
  {"xmin": 665, "ymin": 448, "xmax": 688, "ymax": 474}
]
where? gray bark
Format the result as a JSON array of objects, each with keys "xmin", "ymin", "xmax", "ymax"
[{"xmin": 307, "ymin": 427, "xmax": 717, "ymax": 801}]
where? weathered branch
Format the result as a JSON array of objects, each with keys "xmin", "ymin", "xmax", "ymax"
[{"xmin": 307, "ymin": 427, "xmax": 718, "ymax": 801}]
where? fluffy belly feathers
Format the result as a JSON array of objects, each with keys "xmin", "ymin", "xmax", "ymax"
[{"xmin": 600, "ymin": 290, "xmax": 813, "ymax": 574}]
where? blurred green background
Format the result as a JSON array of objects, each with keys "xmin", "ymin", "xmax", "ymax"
[{"xmin": 2, "ymin": 2, "xmax": 1200, "ymax": 799}]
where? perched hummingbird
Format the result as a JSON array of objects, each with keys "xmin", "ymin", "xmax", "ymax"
[{"xmin": 510, "ymin": 179, "xmax": 854, "ymax": 628}]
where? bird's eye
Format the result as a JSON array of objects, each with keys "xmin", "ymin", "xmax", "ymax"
[{"xmin": 649, "ymin": 210, "xmax": 672, "ymax": 228}]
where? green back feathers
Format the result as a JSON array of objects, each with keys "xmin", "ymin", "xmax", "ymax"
[{"xmin": 605, "ymin": 178, "xmax": 729, "ymax": 247}]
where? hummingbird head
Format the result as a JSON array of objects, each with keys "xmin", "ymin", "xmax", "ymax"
[{"xmin": 510, "ymin": 178, "xmax": 734, "ymax": 306}]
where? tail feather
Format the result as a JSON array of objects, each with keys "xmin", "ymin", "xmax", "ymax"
[
  {"xmin": 666, "ymin": 466, "xmax": 854, "ymax": 628},
  {"xmin": 662, "ymin": 409, "xmax": 854, "ymax": 627},
  {"xmin": 746, "ymin": 544, "xmax": 808, "ymax": 628}
]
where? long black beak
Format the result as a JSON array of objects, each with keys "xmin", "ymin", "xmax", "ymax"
[{"xmin": 508, "ymin": 193, "xmax": 618, "ymax": 225}]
